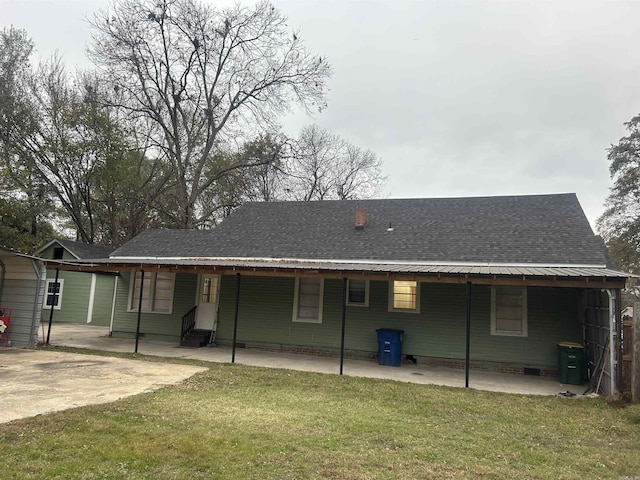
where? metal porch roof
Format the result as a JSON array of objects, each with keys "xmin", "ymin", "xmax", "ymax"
[{"xmin": 45, "ymin": 256, "xmax": 632, "ymax": 288}]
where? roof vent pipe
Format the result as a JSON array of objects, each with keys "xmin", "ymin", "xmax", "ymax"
[{"xmin": 355, "ymin": 207, "xmax": 366, "ymax": 230}]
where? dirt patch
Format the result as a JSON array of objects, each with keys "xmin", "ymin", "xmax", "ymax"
[
  {"xmin": 0, "ymin": 349, "xmax": 207, "ymax": 423},
  {"xmin": 35, "ymin": 359, "xmax": 111, "ymax": 369}
]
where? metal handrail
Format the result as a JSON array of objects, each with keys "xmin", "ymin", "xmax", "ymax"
[{"xmin": 181, "ymin": 306, "xmax": 197, "ymax": 340}]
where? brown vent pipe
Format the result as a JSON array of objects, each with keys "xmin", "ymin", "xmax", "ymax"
[{"xmin": 355, "ymin": 207, "xmax": 366, "ymax": 230}]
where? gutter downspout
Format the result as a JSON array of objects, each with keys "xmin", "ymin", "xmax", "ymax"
[
  {"xmin": 340, "ymin": 277, "xmax": 347, "ymax": 375},
  {"xmin": 605, "ymin": 289, "xmax": 619, "ymax": 395},
  {"xmin": 231, "ymin": 273, "xmax": 241, "ymax": 363},
  {"xmin": 465, "ymin": 282, "xmax": 472, "ymax": 388},
  {"xmin": 31, "ymin": 260, "xmax": 46, "ymax": 348},
  {"xmin": 616, "ymin": 289, "xmax": 623, "ymax": 391},
  {"xmin": 135, "ymin": 270, "xmax": 145, "ymax": 353}
]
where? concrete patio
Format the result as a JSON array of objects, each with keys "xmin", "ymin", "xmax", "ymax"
[{"xmin": 41, "ymin": 322, "xmax": 591, "ymax": 397}]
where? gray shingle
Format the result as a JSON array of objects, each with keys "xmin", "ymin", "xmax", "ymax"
[
  {"xmin": 110, "ymin": 193, "xmax": 609, "ymax": 266},
  {"xmin": 55, "ymin": 239, "xmax": 115, "ymax": 259}
]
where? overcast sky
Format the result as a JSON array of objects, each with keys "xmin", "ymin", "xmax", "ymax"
[{"xmin": 2, "ymin": 0, "xmax": 639, "ymax": 227}]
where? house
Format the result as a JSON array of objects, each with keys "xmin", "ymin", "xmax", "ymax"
[
  {"xmin": 48, "ymin": 194, "xmax": 632, "ymax": 394},
  {"xmin": 37, "ymin": 239, "xmax": 116, "ymax": 327},
  {"xmin": 0, "ymin": 246, "xmax": 46, "ymax": 347}
]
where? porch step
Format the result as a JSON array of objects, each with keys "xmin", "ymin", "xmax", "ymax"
[{"xmin": 181, "ymin": 329, "xmax": 212, "ymax": 348}]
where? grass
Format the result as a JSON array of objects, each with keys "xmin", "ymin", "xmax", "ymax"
[{"xmin": 1, "ymin": 352, "xmax": 640, "ymax": 479}]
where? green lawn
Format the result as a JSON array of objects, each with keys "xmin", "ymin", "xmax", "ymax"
[{"xmin": 1, "ymin": 355, "xmax": 639, "ymax": 479}]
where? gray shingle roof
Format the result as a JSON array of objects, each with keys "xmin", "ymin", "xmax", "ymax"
[
  {"xmin": 110, "ymin": 193, "xmax": 609, "ymax": 266},
  {"xmin": 55, "ymin": 239, "xmax": 115, "ymax": 260}
]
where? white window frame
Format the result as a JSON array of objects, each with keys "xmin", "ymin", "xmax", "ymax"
[
  {"xmin": 127, "ymin": 271, "xmax": 176, "ymax": 314},
  {"xmin": 346, "ymin": 279, "xmax": 369, "ymax": 307},
  {"xmin": 491, "ymin": 286, "xmax": 528, "ymax": 337},
  {"xmin": 195, "ymin": 274, "xmax": 220, "ymax": 306},
  {"xmin": 388, "ymin": 280, "xmax": 420, "ymax": 313},
  {"xmin": 292, "ymin": 277, "xmax": 324, "ymax": 324},
  {"xmin": 43, "ymin": 279, "xmax": 64, "ymax": 310}
]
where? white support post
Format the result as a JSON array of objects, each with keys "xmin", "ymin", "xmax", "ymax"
[
  {"xmin": 86, "ymin": 273, "xmax": 97, "ymax": 324},
  {"xmin": 109, "ymin": 276, "xmax": 118, "ymax": 336}
]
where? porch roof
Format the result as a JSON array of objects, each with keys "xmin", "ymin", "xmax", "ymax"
[{"xmin": 44, "ymin": 255, "xmax": 631, "ymax": 288}]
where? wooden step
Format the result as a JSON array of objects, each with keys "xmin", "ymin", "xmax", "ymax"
[{"xmin": 180, "ymin": 329, "xmax": 212, "ymax": 348}]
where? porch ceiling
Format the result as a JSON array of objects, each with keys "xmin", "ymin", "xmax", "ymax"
[{"xmin": 44, "ymin": 257, "xmax": 632, "ymax": 289}]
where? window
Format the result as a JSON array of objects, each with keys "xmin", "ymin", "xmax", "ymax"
[
  {"xmin": 128, "ymin": 272, "xmax": 176, "ymax": 314},
  {"xmin": 43, "ymin": 279, "xmax": 64, "ymax": 310},
  {"xmin": 293, "ymin": 277, "xmax": 324, "ymax": 323},
  {"xmin": 53, "ymin": 247, "xmax": 64, "ymax": 260},
  {"xmin": 491, "ymin": 286, "xmax": 527, "ymax": 337},
  {"xmin": 347, "ymin": 279, "xmax": 369, "ymax": 307},
  {"xmin": 200, "ymin": 275, "xmax": 219, "ymax": 305},
  {"xmin": 388, "ymin": 280, "xmax": 420, "ymax": 313}
]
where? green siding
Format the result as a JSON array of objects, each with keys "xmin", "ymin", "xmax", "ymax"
[
  {"xmin": 216, "ymin": 276, "xmax": 584, "ymax": 369},
  {"xmin": 39, "ymin": 243, "xmax": 100, "ymax": 325},
  {"xmin": 111, "ymin": 272, "xmax": 197, "ymax": 342},
  {"xmin": 43, "ymin": 270, "xmax": 117, "ymax": 325},
  {"xmin": 43, "ymin": 269, "xmax": 91, "ymax": 323},
  {"xmin": 111, "ymin": 272, "xmax": 585, "ymax": 368},
  {"xmin": 217, "ymin": 276, "xmax": 347, "ymax": 350},
  {"xmin": 411, "ymin": 283, "xmax": 583, "ymax": 367}
]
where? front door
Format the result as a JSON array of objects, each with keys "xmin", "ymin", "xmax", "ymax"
[{"xmin": 195, "ymin": 275, "xmax": 220, "ymax": 332}]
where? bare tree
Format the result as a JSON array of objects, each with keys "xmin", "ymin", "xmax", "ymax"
[
  {"xmin": 192, "ymin": 133, "xmax": 288, "ymax": 226},
  {"xmin": 88, "ymin": 0, "xmax": 331, "ymax": 228},
  {"xmin": 284, "ymin": 124, "xmax": 386, "ymax": 201}
]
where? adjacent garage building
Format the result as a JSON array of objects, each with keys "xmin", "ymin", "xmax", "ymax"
[{"xmin": 0, "ymin": 247, "xmax": 46, "ymax": 348}]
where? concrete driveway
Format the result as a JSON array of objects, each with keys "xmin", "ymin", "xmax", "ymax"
[{"xmin": 0, "ymin": 349, "xmax": 206, "ymax": 424}]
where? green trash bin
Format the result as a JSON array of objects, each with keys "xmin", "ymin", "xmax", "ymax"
[{"xmin": 558, "ymin": 342, "xmax": 585, "ymax": 385}]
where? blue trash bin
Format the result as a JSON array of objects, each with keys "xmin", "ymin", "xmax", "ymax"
[{"xmin": 376, "ymin": 328, "xmax": 404, "ymax": 366}]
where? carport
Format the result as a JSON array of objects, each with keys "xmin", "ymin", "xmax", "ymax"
[{"xmin": 0, "ymin": 247, "xmax": 46, "ymax": 348}]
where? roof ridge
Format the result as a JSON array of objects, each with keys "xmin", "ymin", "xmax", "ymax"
[{"xmin": 238, "ymin": 192, "xmax": 577, "ymax": 207}]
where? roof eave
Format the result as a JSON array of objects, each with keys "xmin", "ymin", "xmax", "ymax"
[
  {"xmin": 43, "ymin": 257, "xmax": 634, "ymax": 289},
  {"xmin": 107, "ymin": 255, "xmax": 608, "ymax": 269}
]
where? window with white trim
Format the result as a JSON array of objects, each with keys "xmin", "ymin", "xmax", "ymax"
[
  {"xmin": 388, "ymin": 280, "xmax": 420, "ymax": 313},
  {"xmin": 491, "ymin": 286, "xmax": 527, "ymax": 336},
  {"xmin": 128, "ymin": 272, "xmax": 176, "ymax": 314},
  {"xmin": 347, "ymin": 279, "xmax": 369, "ymax": 307},
  {"xmin": 293, "ymin": 277, "xmax": 324, "ymax": 323},
  {"xmin": 43, "ymin": 279, "xmax": 64, "ymax": 310}
]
